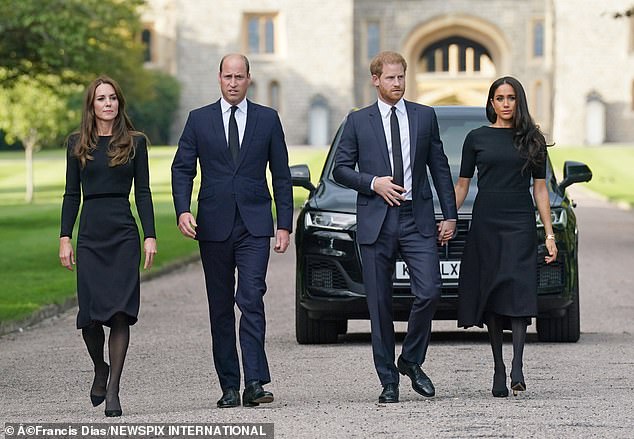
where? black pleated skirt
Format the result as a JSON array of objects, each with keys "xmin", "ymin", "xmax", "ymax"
[
  {"xmin": 457, "ymin": 191, "xmax": 538, "ymax": 328},
  {"xmin": 76, "ymin": 196, "xmax": 140, "ymax": 329}
]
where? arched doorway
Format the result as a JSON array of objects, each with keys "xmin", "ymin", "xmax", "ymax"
[{"xmin": 402, "ymin": 15, "xmax": 510, "ymax": 106}]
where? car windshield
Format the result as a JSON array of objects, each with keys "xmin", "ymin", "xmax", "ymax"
[{"xmin": 436, "ymin": 116, "xmax": 487, "ymax": 167}]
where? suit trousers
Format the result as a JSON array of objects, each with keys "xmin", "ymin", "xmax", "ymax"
[
  {"xmin": 359, "ymin": 202, "xmax": 441, "ymax": 386},
  {"xmin": 198, "ymin": 209, "xmax": 271, "ymax": 391}
]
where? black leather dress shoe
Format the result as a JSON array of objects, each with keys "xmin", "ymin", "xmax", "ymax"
[
  {"xmin": 378, "ymin": 383, "xmax": 399, "ymax": 403},
  {"xmin": 397, "ymin": 355, "xmax": 435, "ymax": 397},
  {"xmin": 217, "ymin": 389, "xmax": 240, "ymax": 408},
  {"xmin": 242, "ymin": 381, "xmax": 274, "ymax": 407}
]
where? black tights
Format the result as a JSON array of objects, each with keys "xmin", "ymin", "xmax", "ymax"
[
  {"xmin": 82, "ymin": 313, "xmax": 130, "ymax": 408},
  {"xmin": 485, "ymin": 313, "xmax": 527, "ymax": 384}
]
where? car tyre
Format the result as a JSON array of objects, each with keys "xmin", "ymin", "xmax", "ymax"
[
  {"xmin": 536, "ymin": 274, "xmax": 580, "ymax": 343},
  {"xmin": 296, "ymin": 293, "xmax": 339, "ymax": 344}
]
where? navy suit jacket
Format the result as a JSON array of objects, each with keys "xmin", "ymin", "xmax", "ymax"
[
  {"xmin": 171, "ymin": 99, "xmax": 293, "ymax": 241},
  {"xmin": 333, "ymin": 100, "xmax": 457, "ymax": 245}
]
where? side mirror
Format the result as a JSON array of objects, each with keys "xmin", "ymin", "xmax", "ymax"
[
  {"xmin": 290, "ymin": 164, "xmax": 316, "ymax": 194},
  {"xmin": 558, "ymin": 160, "xmax": 592, "ymax": 192}
]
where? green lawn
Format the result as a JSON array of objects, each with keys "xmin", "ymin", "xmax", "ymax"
[
  {"xmin": 0, "ymin": 146, "xmax": 327, "ymax": 324},
  {"xmin": 1, "ymin": 143, "xmax": 630, "ymax": 325},
  {"xmin": 548, "ymin": 145, "xmax": 634, "ymax": 206}
]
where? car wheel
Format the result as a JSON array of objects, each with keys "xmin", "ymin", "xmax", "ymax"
[
  {"xmin": 295, "ymin": 293, "xmax": 339, "ymax": 344},
  {"xmin": 536, "ymin": 274, "xmax": 581, "ymax": 343}
]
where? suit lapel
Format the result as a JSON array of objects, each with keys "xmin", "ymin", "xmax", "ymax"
[
  {"xmin": 236, "ymin": 100, "xmax": 258, "ymax": 169},
  {"xmin": 368, "ymin": 103, "xmax": 391, "ymax": 171},
  {"xmin": 405, "ymin": 100, "xmax": 418, "ymax": 168},
  {"xmin": 210, "ymin": 101, "xmax": 235, "ymax": 167}
]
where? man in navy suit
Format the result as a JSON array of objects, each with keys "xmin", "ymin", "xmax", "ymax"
[
  {"xmin": 171, "ymin": 54, "xmax": 293, "ymax": 408},
  {"xmin": 333, "ymin": 51, "xmax": 457, "ymax": 403}
]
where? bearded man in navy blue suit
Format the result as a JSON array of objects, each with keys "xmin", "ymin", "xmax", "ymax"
[
  {"xmin": 333, "ymin": 51, "xmax": 457, "ymax": 404},
  {"xmin": 171, "ymin": 54, "xmax": 293, "ymax": 408}
]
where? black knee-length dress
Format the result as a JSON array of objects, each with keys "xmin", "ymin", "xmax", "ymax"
[
  {"xmin": 60, "ymin": 135, "xmax": 155, "ymax": 329},
  {"xmin": 456, "ymin": 126, "xmax": 546, "ymax": 328}
]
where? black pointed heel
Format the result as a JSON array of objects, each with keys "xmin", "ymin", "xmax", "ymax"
[
  {"xmin": 90, "ymin": 363, "xmax": 109, "ymax": 407},
  {"xmin": 511, "ymin": 381, "xmax": 526, "ymax": 396},
  {"xmin": 491, "ymin": 368, "xmax": 508, "ymax": 398}
]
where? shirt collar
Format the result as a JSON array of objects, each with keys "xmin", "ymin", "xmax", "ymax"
[
  {"xmin": 377, "ymin": 98, "xmax": 406, "ymax": 119},
  {"xmin": 220, "ymin": 97, "xmax": 248, "ymax": 114}
]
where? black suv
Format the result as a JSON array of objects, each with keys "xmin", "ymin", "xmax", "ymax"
[{"xmin": 292, "ymin": 106, "xmax": 592, "ymax": 344}]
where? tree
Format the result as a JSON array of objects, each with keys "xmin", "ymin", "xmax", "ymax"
[
  {"xmin": 0, "ymin": 74, "xmax": 80, "ymax": 202},
  {"xmin": 128, "ymin": 70, "xmax": 181, "ymax": 145},
  {"xmin": 0, "ymin": 0, "xmax": 167, "ymax": 202},
  {"xmin": 0, "ymin": 0, "xmax": 146, "ymax": 88}
]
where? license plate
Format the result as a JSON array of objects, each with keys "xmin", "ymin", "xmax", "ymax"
[{"xmin": 395, "ymin": 260, "xmax": 460, "ymax": 280}]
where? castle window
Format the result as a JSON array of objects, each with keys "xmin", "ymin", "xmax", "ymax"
[
  {"xmin": 366, "ymin": 21, "xmax": 380, "ymax": 59},
  {"xmin": 141, "ymin": 26, "xmax": 153, "ymax": 63},
  {"xmin": 269, "ymin": 81, "xmax": 280, "ymax": 110},
  {"xmin": 245, "ymin": 14, "xmax": 277, "ymax": 54},
  {"xmin": 247, "ymin": 81, "xmax": 257, "ymax": 101},
  {"xmin": 533, "ymin": 20, "xmax": 544, "ymax": 58}
]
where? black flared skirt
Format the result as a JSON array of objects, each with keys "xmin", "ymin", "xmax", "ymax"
[
  {"xmin": 457, "ymin": 191, "xmax": 538, "ymax": 328},
  {"xmin": 76, "ymin": 197, "xmax": 140, "ymax": 329}
]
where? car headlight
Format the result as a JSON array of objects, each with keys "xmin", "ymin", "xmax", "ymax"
[
  {"xmin": 536, "ymin": 208, "xmax": 567, "ymax": 227},
  {"xmin": 305, "ymin": 211, "xmax": 356, "ymax": 230}
]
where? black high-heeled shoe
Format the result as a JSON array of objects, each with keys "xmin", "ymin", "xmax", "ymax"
[
  {"xmin": 510, "ymin": 368, "xmax": 526, "ymax": 396},
  {"xmin": 511, "ymin": 380, "xmax": 526, "ymax": 396},
  {"xmin": 90, "ymin": 363, "xmax": 109, "ymax": 407},
  {"xmin": 491, "ymin": 368, "xmax": 508, "ymax": 398},
  {"xmin": 104, "ymin": 394, "xmax": 122, "ymax": 417}
]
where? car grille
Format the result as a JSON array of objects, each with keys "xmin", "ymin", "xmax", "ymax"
[{"xmin": 306, "ymin": 258, "xmax": 348, "ymax": 289}]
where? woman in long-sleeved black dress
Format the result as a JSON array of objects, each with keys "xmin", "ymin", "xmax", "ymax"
[
  {"xmin": 59, "ymin": 76, "xmax": 156, "ymax": 417},
  {"xmin": 454, "ymin": 77, "xmax": 557, "ymax": 398}
]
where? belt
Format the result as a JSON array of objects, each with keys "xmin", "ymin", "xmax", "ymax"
[{"xmin": 83, "ymin": 193, "xmax": 128, "ymax": 200}]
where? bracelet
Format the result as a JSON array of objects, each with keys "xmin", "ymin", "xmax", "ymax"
[{"xmin": 546, "ymin": 234, "xmax": 555, "ymax": 241}]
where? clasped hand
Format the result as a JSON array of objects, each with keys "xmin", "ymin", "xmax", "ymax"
[
  {"xmin": 544, "ymin": 239, "xmax": 558, "ymax": 264},
  {"xmin": 374, "ymin": 176, "xmax": 455, "ymax": 246},
  {"xmin": 374, "ymin": 176, "xmax": 405, "ymax": 206}
]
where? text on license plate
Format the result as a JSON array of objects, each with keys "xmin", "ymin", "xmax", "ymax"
[{"xmin": 395, "ymin": 260, "xmax": 460, "ymax": 280}]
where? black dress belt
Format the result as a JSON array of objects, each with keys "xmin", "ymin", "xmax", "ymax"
[{"xmin": 83, "ymin": 193, "xmax": 128, "ymax": 200}]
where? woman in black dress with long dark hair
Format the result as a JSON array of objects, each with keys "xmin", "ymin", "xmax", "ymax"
[
  {"xmin": 59, "ymin": 76, "xmax": 156, "ymax": 416},
  {"xmin": 454, "ymin": 77, "xmax": 557, "ymax": 398}
]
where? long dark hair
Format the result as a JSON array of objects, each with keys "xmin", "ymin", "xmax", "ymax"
[
  {"xmin": 486, "ymin": 76, "xmax": 548, "ymax": 173},
  {"xmin": 73, "ymin": 75, "xmax": 140, "ymax": 168}
]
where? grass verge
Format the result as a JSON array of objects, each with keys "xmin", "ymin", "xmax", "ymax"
[{"xmin": 0, "ymin": 146, "xmax": 327, "ymax": 325}]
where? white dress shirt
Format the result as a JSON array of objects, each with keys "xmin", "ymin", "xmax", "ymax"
[
  {"xmin": 375, "ymin": 98, "xmax": 412, "ymax": 200},
  {"xmin": 220, "ymin": 98, "xmax": 248, "ymax": 146}
]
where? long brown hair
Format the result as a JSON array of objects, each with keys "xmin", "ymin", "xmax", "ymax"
[
  {"xmin": 485, "ymin": 76, "xmax": 549, "ymax": 173},
  {"xmin": 73, "ymin": 76, "xmax": 140, "ymax": 168}
]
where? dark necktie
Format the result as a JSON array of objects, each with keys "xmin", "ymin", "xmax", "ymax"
[
  {"xmin": 229, "ymin": 105, "xmax": 239, "ymax": 164},
  {"xmin": 390, "ymin": 106, "xmax": 404, "ymax": 187}
]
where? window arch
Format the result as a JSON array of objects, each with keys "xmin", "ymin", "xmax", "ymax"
[{"xmin": 419, "ymin": 36, "xmax": 493, "ymax": 74}]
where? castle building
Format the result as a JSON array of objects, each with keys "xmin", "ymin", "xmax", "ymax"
[{"xmin": 142, "ymin": 0, "xmax": 634, "ymax": 146}]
